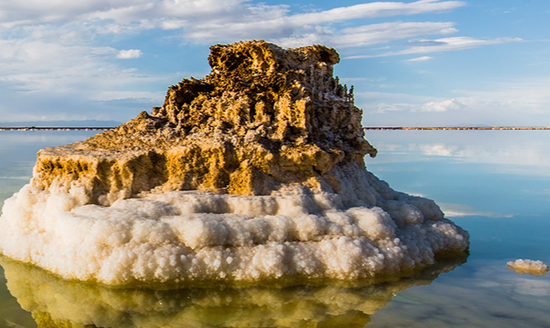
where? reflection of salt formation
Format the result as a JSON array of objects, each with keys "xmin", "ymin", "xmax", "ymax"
[
  {"xmin": 507, "ymin": 259, "xmax": 548, "ymax": 276},
  {"xmin": 0, "ymin": 255, "xmax": 466, "ymax": 328},
  {"xmin": 0, "ymin": 40, "xmax": 469, "ymax": 285}
]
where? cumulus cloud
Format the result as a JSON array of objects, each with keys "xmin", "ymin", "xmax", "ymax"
[
  {"xmin": 0, "ymin": 0, "xmax": 467, "ymax": 47},
  {"xmin": 0, "ymin": 38, "xmax": 116, "ymax": 93},
  {"xmin": 316, "ymin": 21, "xmax": 457, "ymax": 48},
  {"xmin": 0, "ymin": 0, "xmax": 529, "ymax": 123},
  {"xmin": 275, "ymin": 21, "xmax": 458, "ymax": 49},
  {"xmin": 0, "ymin": 1, "xmax": 472, "ymax": 102},
  {"xmin": 0, "ymin": 30, "xmax": 170, "ymax": 122},
  {"xmin": 419, "ymin": 98, "xmax": 465, "ymax": 112},
  {"xmin": 117, "ymin": 49, "xmax": 143, "ymax": 59},
  {"xmin": 0, "ymin": 0, "xmax": 465, "ymax": 28},
  {"xmin": 183, "ymin": 1, "xmax": 464, "ymax": 43},
  {"xmin": 406, "ymin": 56, "xmax": 432, "ymax": 61},
  {"xmin": 400, "ymin": 36, "xmax": 524, "ymax": 55},
  {"xmin": 372, "ymin": 103, "xmax": 418, "ymax": 114},
  {"xmin": 355, "ymin": 91, "xmax": 436, "ymax": 114},
  {"xmin": 348, "ymin": 36, "xmax": 524, "ymax": 58},
  {"xmin": 360, "ymin": 83, "xmax": 550, "ymax": 127}
]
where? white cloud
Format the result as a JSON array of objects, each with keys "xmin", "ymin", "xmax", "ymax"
[
  {"xmin": 266, "ymin": 0, "xmax": 465, "ymax": 29},
  {"xmin": 325, "ymin": 21, "xmax": 457, "ymax": 48},
  {"xmin": 372, "ymin": 103, "xmax": 418, "ymax": 114},
  {"xmin": 274, "ymin": 21, "xmax": 458, "ymax": 49},
  {"xmin": 406, "ymin": 56, "xmax": 432, "ymax": 61},
  {"xmin": 348, "ymin": 36, "xmax": 524, "ymax": 58},
  {"xmin": 181, "ymin": 3, "xmax": 465, "ymax": 46},
  {"xmin": 285, "ymin": 0, "xmax": 465, "ymax": 24},
  {"xmin": 0, "ymin": 38, "xmax": 117, "ymax": 93},
  {"xmin": 359, "ymin": 76, "xmax": 550, "ymax": 127},
  {"xmin": 0, "ymin": 0, "xmax": 532, "ymax": 124},
  {"xmin": 400, "ymin": 36, "xmax": 524, "ymax": 55},
  {"xmin": 0, "ymin": 0, "xmax": 500, "ymax": 64},
  {"xmin": 0, "ymin": 0, "xmax": 465, "ymax": 28},
  {"xmin": 355, "ymin": 90, "xmax": 436, "ymax": 114},
  {"xmin": 117, "ymin": 49, "xmax": 143, "ymax": 59},
  {"xmin": 0, "ymin": 1, "xmax": 149, "ymax": 27},
  {"xmin": 459, "ymin": 80, "xmax": 550, "ymax": 114},
  {"xmin": 94, "ymin": 90, "xmax": 163, "ymax": 101},
  {"xmin": 419, "ymin": 98, "xmax": 465, "ymax": 112},
  {"xmin": 0, "ymin": 30, "xmax": 172, "ymax": 122},
  {"xmin": 0, "ymin": 0, "xmax": 466, "ymax": 47}
]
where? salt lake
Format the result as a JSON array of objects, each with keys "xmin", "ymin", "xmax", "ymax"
[{"xmin": 0, "ymin": 130, "xmax": 548, "ymax": 327}]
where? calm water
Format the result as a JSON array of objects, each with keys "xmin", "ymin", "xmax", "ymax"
[{"xmin": 0, "ymin": 130, "xmax": 549, "ymax": 327}]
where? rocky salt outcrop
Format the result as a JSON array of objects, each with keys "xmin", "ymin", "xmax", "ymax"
[
  {"xmin": 0, "ymin": 40, "xmax": 469, "ymax": 286},
  {"xmin": 32, "ymin": 40, "xmax": 376, "ymax": 205}
]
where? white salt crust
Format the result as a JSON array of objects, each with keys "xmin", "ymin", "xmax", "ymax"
[
  {"xmin": 0, "ymin": 171, "xmax": 469, "ymax": 286},
  {"xmin": 507, "ymin": 259, "xmax": 549, "ymax": 276}
]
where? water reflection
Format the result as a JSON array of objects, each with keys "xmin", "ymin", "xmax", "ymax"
[
  {"xmin": 365, "ymin": 130, "xmax": 550, "ymax": 177},
  {"xmin": 364, "ymin": 130, "xmax": 550, "ymax": 218},
  {"xmin": 0, "ymin": 255, "xmax": 466, "ymax": 328},
  {"xmin": 368, "ymin": 259, "xmax": 550, "ymax": 327}
]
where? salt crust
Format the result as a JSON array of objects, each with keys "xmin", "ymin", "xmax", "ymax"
[
  {"xmin": 507, "ymin": 259, "xmax": 549, "ymax": 276},
  {"xmin": 0, "ymin": 172, "xmax": 469, "ymax": 286}
]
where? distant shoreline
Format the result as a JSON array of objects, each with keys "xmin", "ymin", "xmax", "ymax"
[
  {"xmin": 0, "ymin": 126, "xmax": 549, "ymax": 131},
  {"xmin": 0, "ymin": 127, "xmax": 114, "ymax": 131},
  {"xmin": 363, "ymin": 126, "xmax": 550, "ymax": 130}
]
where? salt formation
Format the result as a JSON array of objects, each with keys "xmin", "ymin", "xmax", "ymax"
[
  {"xmin": 0, "ymin": 255, "xmax": 466, "ymax": 328},
  {"xmin": 507, "ymin": 259, "xmax": 548, "ymax": 276},
  {"xmin": 0, "ymin": 40, "xmax": 469, "ymax": 286}
]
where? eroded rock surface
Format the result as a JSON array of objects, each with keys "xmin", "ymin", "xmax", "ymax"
[{"xmin": 33, "ymin": 40, "xmax": 376, "ymax": 205}]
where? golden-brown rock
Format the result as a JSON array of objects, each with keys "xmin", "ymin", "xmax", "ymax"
[{"xmin": 32, "ymin": 40, "xmax": 377, "ymax": 205}]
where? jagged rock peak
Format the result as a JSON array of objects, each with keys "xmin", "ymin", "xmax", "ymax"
[
  {"xmin": 207, "ymin": 40, "xmax": 340, "ymax": 75},
  {"xmin": 151, "ymin": 40, "xmax": 364, "ymax": 147}
]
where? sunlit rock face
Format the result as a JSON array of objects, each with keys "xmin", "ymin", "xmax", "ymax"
[
  {"xmin": 0, "ymin": 255, "xmax": 467, "ymax": 328},
  {"xmin": 32, "ymin": 40, "xmax": 375, "ymax": 203},
  {"xmin": 0, "ymin": 40, "xmax": 469, "ymax": 286}
]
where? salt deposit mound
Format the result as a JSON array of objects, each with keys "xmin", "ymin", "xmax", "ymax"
[{"xmin": 0, "ymin": 40, "xmax": 469, "ymax": 286}]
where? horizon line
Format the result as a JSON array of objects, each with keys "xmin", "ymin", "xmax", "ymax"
[
  {"xmin": 363, "ymin": 126, "xmax": 550, "ymax": 130},
  {"xmin": 1, "ymin": 126, "xmax": 549, "ymax": 131}
]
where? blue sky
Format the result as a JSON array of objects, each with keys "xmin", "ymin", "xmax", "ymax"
[{"xmin": 0, "ymin": 0, "xmax": 548, "ymax": 127}]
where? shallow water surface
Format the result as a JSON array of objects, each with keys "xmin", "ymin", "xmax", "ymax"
[{"xmin": 0, "ymin": 130, "xmax": 548, "ymax": 327}]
